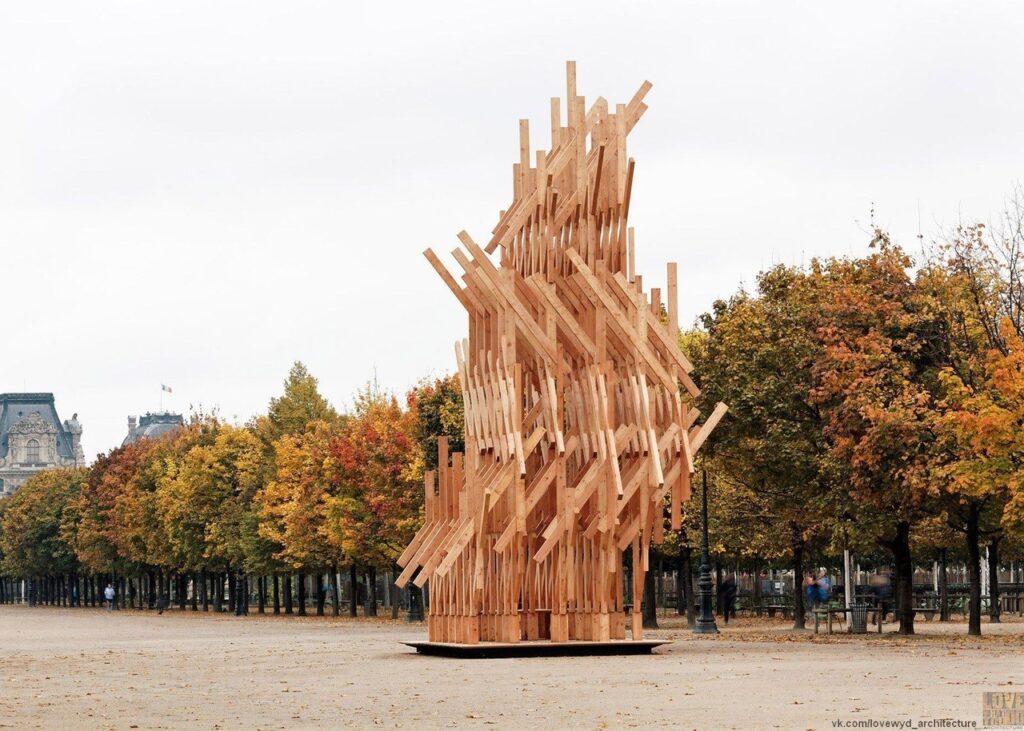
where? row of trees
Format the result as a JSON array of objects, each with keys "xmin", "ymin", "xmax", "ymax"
[
  {"xmin": 0, "ymin": 364, "xmax": 462, "ymax": 618},
  {"xmin": 4, "ymin": 203, "xmax": 1024, "ymax": 637},
  {"xmin": 694, "ymin": 204, "xmax": 1024, "ymax": 635}
]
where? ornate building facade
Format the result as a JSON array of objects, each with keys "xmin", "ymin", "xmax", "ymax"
[
  {"xmin": 122, "ymin": 411, "xmax": 184, "ymax": 446},
  {"xmin": 0, "ymin": 393, "xmax": 84, "ymax": 496}
]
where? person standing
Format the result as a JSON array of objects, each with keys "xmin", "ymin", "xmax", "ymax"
[
  {"xmin": 720, "ymin": 575, "xmax": 738, "ymax": 623},
  {"xmin": 870, "ymin": 571, "xmax": 892, "ymax": 624},
  {"xmin": 104, "ymin": 583, "xmax": 115, "ymax": 611}
]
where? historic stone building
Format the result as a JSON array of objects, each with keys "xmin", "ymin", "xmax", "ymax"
[
  {"xmin": 0, "ymin": 393, "xmax": 84, "ymax": 496},
  {"xmin": 122, "ymin": 411, "xmax": 184, "ymax": 446}
]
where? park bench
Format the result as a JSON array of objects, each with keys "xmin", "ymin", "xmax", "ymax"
[
  {"xmin": 917, "ymin": 607, "xmax": 939, "ymax": 621},
  {"xmin": 766, "ymin": 604, "xmax": 791, "ymax": 619},
  {"xmin": 813, "ymin": 606, "xmax": 884, "ymax": 634},
  {"xmin": 812, "ymin": 607, "xmax": 847, "ymax": 635}
]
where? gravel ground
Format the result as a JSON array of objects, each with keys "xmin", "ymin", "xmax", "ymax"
[{"xmin": 0, "ymin": 606, "xmax": 1021, "ymax": 730}]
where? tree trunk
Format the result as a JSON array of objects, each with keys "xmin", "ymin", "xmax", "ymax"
[
  {"xmin": 258, "ymin": 576, "xmax": 266, "ymax": 614},
  {"xmin": 753, "ymin": 559, "xmax": 763, "ymax": 616},
  {"xmin": 364, "ymin": 567, "xmax": 378, "ymax": 617},
  {"xmin": 682, "ymin": 548, "xmax": 695, "ymax": 627},
  {"xmin": 791, "ymin": 524, "xmax": 806, "ymax": 630},
  {"xmin": 297, "ymin": 573, "xmax": 307, "ymax": 616},
  {"xmin": 966, "ymin": 503, "xmax": 982, "ymax": 636},
  {"xmin": 938, "ymin": 547, "xmax": 949, "ymax": 622},
  {"xmin": 283, "ymin": 574, "xmax": 293, "ymax": 615},
  {"xmin": 234, "ymin": 572, "xmax": 245, "ymax": 616},
  {"xmin": 213, "ymin": 572, "xmax": 223, "ymax": 613},
  {"xmin": 656, "ymin": 555, "xmax": 665, "ymax": 617},
  {"xmin": 988, "ymin": 538, "xmax": 1001, "ymax": 624},
  {"xmin": 178, "ymin": 574, "xmax": 187, "ymax": 611},
  {"xmin": 201, "ymin": 570, "xmax": 209, "ymax": 612},
  {"xmin": 272, "ymin": 574, "xmax": 280, "ymax": 615},
  {"xmin": 227, "ymin": 570, "xmax": 236, "ymax": 612},
  {"xmin": 390, "ymin": 567, "xmax": 400, "ymax": 619},
  {"xmin": 892, "ymin": 520, "xmax": 915, "ymax": 635},
  {"xmin": 330, "ymin": 566, "xmax": 340, "ymax": 617},
  {"xmin": 642, "ymin": 555, "xmax": 659, "ymax": 629},
  {"xmin": 676, "ymin": 545, "xmax": 688, "ymax": 616},
  {"xmin": 315, "ymin": 572, "xmax": 325, "ymax": 616},
  {"xmin": 349, "ymin": 565, "xmax": 359, "ymax": 617}
]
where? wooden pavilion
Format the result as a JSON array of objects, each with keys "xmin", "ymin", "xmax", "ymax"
[{"xmin": 395, "ymin": 62, "xmax": 727, "ymax": 646}]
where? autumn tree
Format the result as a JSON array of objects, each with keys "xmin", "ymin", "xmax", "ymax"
[
  {"xmin": 157, "ymin": 421, "xmax": 263, "ymax": 613},
  {"xmin": 256, "ymin": 419, "xmax": 347, "ymax": 615},
  {"xmin": 262, "ymin": 362, "xmax": 338, "ymax": 445},
  {"xmin": 809, "ymin": 233, "xmax": 948, "ymax": 635},
  {"xmin": 0, "ymin": 469, "xmax": 87, "ymax": 605},
  {"xmin": 408, "ymin": 374, "xmax": 464, "ymax": 470},
  {"xmin": 67, "ymin": 442, "xmax": 154, "ymax": 603},
  {"xmin": 323, "ymin": 383, "xmax": 423, "ymax": 617},
  {"xmin": 699, "ymin": 265, "xmax": 833, "ymax": 628},
  {"xmin": 253, "ymin": 361, "xmax": 339, "ymax": 612}
]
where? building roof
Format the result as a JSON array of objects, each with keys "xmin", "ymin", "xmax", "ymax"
[
  {"xmin": 123, "ymin": 412, "xmax": 185, "ymax": 446},
  {"xmin": 0, "ymin": 393, "xmax": 76, "ymax": 460}
]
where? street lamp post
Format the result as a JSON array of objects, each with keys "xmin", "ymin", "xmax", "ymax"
[
  {"xmin": 407, "ymin": 586, "xmax": 423, "ymax": 622},
  {"xmin": 694, "ymin": 468, "xmax": 719, "ymax": 634}
]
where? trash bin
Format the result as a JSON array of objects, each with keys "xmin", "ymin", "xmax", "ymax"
[{"xmin": 850, "ymin": 602, "xmax": 868, "ymax": 634}]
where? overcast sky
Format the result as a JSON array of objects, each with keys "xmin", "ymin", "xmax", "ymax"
[{"xmin": 2, "ymin": 1, "xmax": 1022, "ymax": 459}]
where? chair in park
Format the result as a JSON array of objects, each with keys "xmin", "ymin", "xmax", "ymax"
[{"xmin": 394, "ymin": 62, "xmax": 728, "ymax": 646}]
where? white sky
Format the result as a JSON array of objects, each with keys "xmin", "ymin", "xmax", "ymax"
[{"xmin": 2, "ymin": 1, "xmax": 1022, "ymax": 459}]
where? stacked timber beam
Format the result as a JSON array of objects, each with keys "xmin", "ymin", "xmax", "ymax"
[{"xmin": 396, "ymin": 62, "xmax": 727, "ymax": 645}]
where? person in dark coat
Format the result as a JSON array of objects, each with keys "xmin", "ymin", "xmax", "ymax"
[
  {"xmin": 720, "ymin": 575, "xmax": 738, "ymax": 623},
  {"xmin": 870, "ymin": 571, "xmax": 893, "ymax": 624}
]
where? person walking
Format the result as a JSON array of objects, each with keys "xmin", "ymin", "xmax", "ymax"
[
  {"xmin": 815, "ymin": 572, "xmax": 832, "ymax": 606},
  {"xmin": 104, "ymin": 583, "xmax": 115, "ymax": 611},
  {"xmin": 803, "ymin": 573, "xmax": 817, "ymax": 620}
]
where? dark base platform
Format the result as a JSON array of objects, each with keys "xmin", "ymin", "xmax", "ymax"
[{"xmin": 403, "ymin": 639, "xmax": 671, "ymax": 658}]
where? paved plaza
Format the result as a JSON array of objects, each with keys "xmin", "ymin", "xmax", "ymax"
[{"xmin": 1, "ymin": 607, "xmax": 1021, "ymax": 729}]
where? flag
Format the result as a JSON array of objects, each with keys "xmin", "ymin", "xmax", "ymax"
[{"xmin": 161, "ymin": 384, "xmax": 173, "ymax": 394}]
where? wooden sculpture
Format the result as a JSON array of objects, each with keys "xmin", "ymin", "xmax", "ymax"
[{"xmin": 396, "ymin": 62, "xmax": 727, "ymax": 645}]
